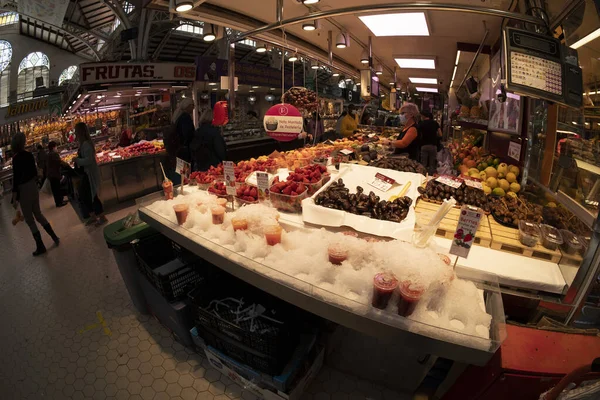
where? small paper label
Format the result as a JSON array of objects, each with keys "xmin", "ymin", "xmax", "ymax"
[
  {"xmin": 549, "ymin": 233, "xmax": 557, "ymax": 239},
  {"xmin": 223, "ymin": 161, "xmax": 236, "ymax": 195},
  {"xmin": 175, "ymin": 157, "xmax": 191, "ymax": 178},
  {"xmin": 450, "ymin": 205, "xmax": 483, "ymax": 258},
  {"xmin": 368, "ymin": 133, "xmax": 376, "ymax": 138},
  {"xmin": 340, "ymin": 149, "xmax": 354, "ymax": 155},
  {"xmin": 436, "ymin": 175, "xmax": 463, "ymax": 189},
  {"xmin": 508, "ymin": 141, "xmax": 521, "ymax": 161},
  {"xmin": 368, "ymin": 172, "xmax": 396, "ymax": 192},
  {"xmin": 256, "ymin": 172, "xmax": 269, "ymax": 200},
  {"xmin": 463, "ymin": 177, "xmax": 484, "ymax": 190}
]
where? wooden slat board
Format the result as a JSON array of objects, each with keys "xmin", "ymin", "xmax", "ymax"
[
  {"xmin": 415, "ymin": 200, "xmax": 492, "ymax": 247},
  {"xmin": 488, "ymin": 218, "xmax": 562, "ymax": 263},
  {"xmin": 560, "ymin": 252, "xmax": 583, "ymax": 267}
]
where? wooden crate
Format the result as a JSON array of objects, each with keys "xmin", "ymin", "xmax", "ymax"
[
  {"xmin": 415, "ymin": 200, "xmax": 492, "ymax": 247},
  {"xmin": 559, "ymin": 252, "xmax": 583, "ymax": 267},
  {"xmin": 488, "ymin": 218, "xmax": 562, "ymax": 263}
]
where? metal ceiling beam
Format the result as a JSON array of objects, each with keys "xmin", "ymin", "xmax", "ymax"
[
  {"xmin": 233, "ymin": 2, "xmax": 544, "ymax": 42},
  {"xmin": 100, "ymin": 0, "xmax": 136, "ymax": 56},
  {"xmin": 63, "ymin": 21, "xmax": 109, "ymax": 42},
  {"xmin": 549, "ymin": 0, "xmax": 585, "ymax": 31},
  {"xmin": 151, "ymin": 28, "xmax": 173, "ymax": 60},
  {"xmin": 7, "ymin": 11, "xmax": 101, "ymax": 60}
]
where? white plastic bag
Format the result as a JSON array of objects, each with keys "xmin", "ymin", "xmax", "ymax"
[{"xmin": 40, "ymin": 178, "xmax": 52, "ymax": 196}]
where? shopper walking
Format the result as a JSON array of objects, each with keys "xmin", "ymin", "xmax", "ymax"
[
  {"xmin": 389, "ymin": 102, "xmax": 421, "ymax": 161},
  {"xmin": 419, "ymin": 111, "xmax": 442, "ymax": 175},
  {"xmin": 190, "ymin": 109, "xmax": 227, "ymax": 171},
  {"xmin": 335, "ymin": 111, "xmax": 347, "ymax": 138},
  {"xmin": 172, "ymin": 97, "xmax": 195, "ymax": 162},
  {"xmin": 47, "ymin": 141, "xmax": 67, "ymax": 207},
  {"xmin": 11, "ymin": 132, "xmax": 59, "ymax": 256},
  {"xmin": 36, "ymin": 144, "xmax": 48, "ymax": 186},
  {"xmin": 74, "ymin": 122, "xmax": 107, "ymax": 226}
]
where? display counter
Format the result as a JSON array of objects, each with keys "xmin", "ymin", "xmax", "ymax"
[
  {"xmin": 136, "ymin": 180, "xmax": 507, "ymax": 367},
  {"xmin": 98, "ymin": 153, "xmax": 168, "ymax": 206}
]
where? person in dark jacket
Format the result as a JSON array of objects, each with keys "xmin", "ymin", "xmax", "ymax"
[
  {"xmin": 11, "ymin": 132, "xmax": 60, "ymax": 256},
  {"xmin": 36, "ymin": 144, "xmax": 48, "ymax": 186},
  {"xmin": 47, "ymin": 141, "xmax": 67, "ymax": 207},
  {"xmin": 419, "ymin": 111, "xmax": 442, "ymax": 174},
  {"xmin": 171, "ymin": 98, "xmax": 195, "ymax": 162},
  {"xmin": 190, "ymin": 108, "xmax": 227, "ymax": 171}
]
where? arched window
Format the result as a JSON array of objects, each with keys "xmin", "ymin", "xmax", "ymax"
[
  {"xmin": 0, "ymin": 12, "xmax": 18, "ymax": 27},
  {"xmin": 58, "ymin": 65, "xmax": 78, "ymax": 85},
  {"xmin": 0, "ymin": 40, "xmax": 11, "ymax": 107},
  {"xmin": 17, "ymin": 52, "xmax": 50, "ymax": 100}
]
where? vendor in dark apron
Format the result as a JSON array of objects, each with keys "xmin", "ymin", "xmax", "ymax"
[{"xmin": 392, "ymin": 102, "xmax": 421, "ymax": 161}]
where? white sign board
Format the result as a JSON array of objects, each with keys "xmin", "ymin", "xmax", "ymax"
[{"xmin": 80, "ymin": 62, "xmax": 196, "ymax": 85}]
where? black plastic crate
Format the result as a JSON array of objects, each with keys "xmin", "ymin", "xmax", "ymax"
[
  {"xmin": 188, "ymin": 279, "xmax": 300, "ymax": 359},
  {"xmin": 196, "ymin": 324, "xmax": 286, "ymax": 375},
  {"xmin": 171, "ymin": 241, "xmax": 198, "ymax": 264},
  {"xmin": 133, "ymin": 234, "xmax": 203, "ymax": 302}
]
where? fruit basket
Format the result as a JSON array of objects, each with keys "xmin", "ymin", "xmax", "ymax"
[{"xmin": 269, "ymin": 182, "xmax": 308, "ymax": 213}]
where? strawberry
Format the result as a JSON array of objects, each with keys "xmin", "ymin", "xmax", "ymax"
[
  {"xmin": 282, "ymin": 185, "xmax": 293, "ymax": 195},
  {"xmin": 297, "ymin": 183, "xmax": 306, "ymax": 193},
  {"xmin": 250, "ymin": 187, "xmax": 257, "ymax": 197},
  {"xmin": 291, "ymin": 191, "xmax": 298, "ymax": 196}
]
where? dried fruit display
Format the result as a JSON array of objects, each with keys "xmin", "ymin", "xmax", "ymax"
[
  {"xmin": 282, "ymin": 87, "xmax": 318, "ymax": 113},
  {"xmin": 489, "ymin": 195, "xmax": 543, "ymax": 228},
  {"xmin": 315, "ymin": 178, "xmax": 412, "ymax": 223},
  {"xmin": 542, "ymin": 206, "xmax": 590, "ymax": 236},
  {"xmin": 418, "ymin": 180, "xmax": 489, "ymax": 212},
  {"xmin": 370, "ymin": 157, "xmax": 427, "ymax": 175}
]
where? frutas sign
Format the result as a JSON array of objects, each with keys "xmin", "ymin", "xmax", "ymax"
[
  {"xmin": 80, "ymin": 62, "xmax": 196, "ymax": 85},
  {"xmin": 5, "ymin": 98, "xmax": 48, "ymax": 119}
]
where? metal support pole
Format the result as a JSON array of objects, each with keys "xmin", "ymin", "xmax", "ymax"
[
  {"xmin": 276, "ymin": 0, "xmax": 283, "ymax": 24},
  {"xmin": 328, "ymin": 30, "xmax": 333, "ymax": 66},
  {"xmin": 457, "ymin": 22, "xmax": 489, "ymax": 93},
  {"xmin": 368, "ymin": 36, "xmax": 373, "ymax": 68},
  {"xmin": 192, "ymin": 81, "xmax": 199, "ymax": 128},
  {"xmin": 228, "ymin": 43, "xmax": 236, "ymax": 120}
]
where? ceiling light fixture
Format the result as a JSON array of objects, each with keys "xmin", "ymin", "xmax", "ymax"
[
  {"xmin": 449, "ymin": 80, "xmax": 454, "ymax": 87},
  {"xmin": 336, "ymin": 32, "xmax": 349, "ymax": 49},
  {"xmin": 174, "ymin": 0, "xmax": 193, "ymax": 12},
  {"xmin": 375, "ymin": 64, "xmax": 383, "ymax": 75},
  {"xmin": 452, "ymin": 65, "xmax": 457, "ymax": 81},
  {"xmin": 251, "ymin": 86, "xmax": 259, "ymax": 89},
  {"xmin": 395, "ymin": 57, "xmax": 435, "ymax": 69},
  {"xmin": 455, "ymin": 50, "xmax": 461, "ymax": 65},
  {"xmin": 311, "ymin": 60, "xmax": 319, "ymax": 70},
  {"xmin": 570, "ymin": 27, "xmax": 600, "ymax": 49},
  {"xmin": 416, "ymin": 87, "xmax": 438, "ymax": 93},
  {"xmin": 255, "ymin": 42, "xmax": 267, "ymax": 53},
  {"xmin": 302, "ymin": 0, "xmax": 320, "ymax": 4},
  {"xmin": 203, "ymin": 24, "xmax": 217, "ymax": 42},
  {"xmin": 332, "ymin": 72, "xmax": 340, "ymax": 77},
  {"xmin": 208, "ymin": 82, "xmax": 217, "ymax": 86},
  {"xmin": 302, "ymin": 20, "xmax": 320, "ymax": 31},
  {"xmin": 288, "ymin": 53, "xmax": 298, "ymax": 62},
  {"xmin": 587, "ymin": 91, "xmax": 597, "ymax": 95},
  {"xmin": 409, "ymin": 77, "xmax": 437, "ymax": 84},
  {"xmin": 212, "ymin": 88, "xmax": 217, "ymax": 91},
  {"xmin": 360, "ymin": 49, "xmax": 369, "ymax": 64},
  {"xmin": 359, "ymin": 13, "xmax": 429, "ymax": 37}
]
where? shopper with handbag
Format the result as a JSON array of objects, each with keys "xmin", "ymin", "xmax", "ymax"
[
  {"xmin": 74, "ymin": 122, "xmax": 107, "ymax": 226},
  {"xmin": 11, "ymin": 132, "xmax": 60, "ymax": 256}
]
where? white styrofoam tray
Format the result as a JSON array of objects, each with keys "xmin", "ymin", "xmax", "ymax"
[{"xmin": 301, "ymin": 164, "xmax": 425, "ymax": 240}]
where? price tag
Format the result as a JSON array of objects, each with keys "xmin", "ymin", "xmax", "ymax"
[
  {"xmin": 508, "ymin": 141, "xmax": 521, "ymax": 161},
  {"xmin": 435, "ymin": 175, "xmax": 463, "ymax": 189},
  {"xmin": 256, "ymin": 172, "xmax": 269, "ymax": 200},
  {"xmin": 368, "ymin": 133, "xmax": 376, "ymax": 138},
  {"xmin": 368, "ymin": 172, "xmax": 396, "ymax": 192},
  {"xmin": 340, "ymin": 149, "xmax": 354, "ymax": 155},
  {"xmin": 223, "ymin": 161, "xmax": 236, "ymax": 196},
  {"xmin": 450, "ymin": 205, "xmax": 483, "ymax": 258},
  {"xmin": 463, "ymin": 177, "xmax": 484, "ymax": 190},
  {"xmin": 175, "ymin": 157, "xmax": 191, "ymax": 178}
]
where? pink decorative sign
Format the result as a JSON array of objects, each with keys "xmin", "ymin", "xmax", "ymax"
[{"xmin": 263, "ymin": 104, "xmax": 303, "ymax": 142}]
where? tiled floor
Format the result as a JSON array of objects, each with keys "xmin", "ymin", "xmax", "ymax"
[{"xmin": 0, "ymin": 193, "xmax": 410, "ymax": 400}]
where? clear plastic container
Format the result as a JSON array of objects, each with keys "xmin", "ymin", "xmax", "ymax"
[
  {"xmin": 264, "ymin": 225, "xmax": 283, "ymax": 246},
  {"xmin": 579, "ymin": 236, "xmax": 590, "ymax": 255},
  {"xmin": 268, "ymin": 187, "xmax": 308, "ymax": 213},
  {"xmin": 211, "ymin": 206, "xmax": 225, "ymax": 225},
  {"xmin": 372, "ymin": 272, "xmax": 398, "ymax": 310},
  {"xmin": 306, "ymin": 173, "xmax": 331, "ymax": 195},
  {"xmin": 173, "ymin": 204, "xmax": 189, "ymax": 225},
  {"xmin": 539, "ymin": 224, "xmax": 564, "ymax": 250},
  {"xmin": 559, "ymin": 230, "xmax": 583, "ymax": 255},
  {"xmin": 327, "ymin": 243, "xmax": 348, "ymax": 265},
  {"xmin": 518, "ymin": 221, "xmax": 541, "ymax": 247},
  {"xmin": 397, "ymin": 280, "xmax": 425, "ymax": 317},
  {"xmin": 231, "ymin": 217, "xmax": 248, "ymax": 232}
]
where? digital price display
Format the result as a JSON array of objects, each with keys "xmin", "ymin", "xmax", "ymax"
[{"xmin": 503, "ymin": 27, "xmax": 582, "ymax": 108}]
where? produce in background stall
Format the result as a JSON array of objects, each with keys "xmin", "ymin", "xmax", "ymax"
[
  {"xmin": 418, "ymin": 180, "xmax": 489, "ymax": 212},
  {"xmin": 489, "ymin": 195, "xmax": 543, "ymax": 228},
  {"xmin": 282, "ymin": 87, "xmax": 318, "ymax": 113},
  {"xmin": 371, "ymin": 157, "xmax": 427, "ymax": 175},
  {"xmin": 315, "ymin": 178, "xmax": 412, "ymax": 223}
]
